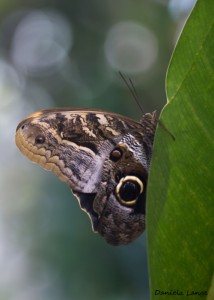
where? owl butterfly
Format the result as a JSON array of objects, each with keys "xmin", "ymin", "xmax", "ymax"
[{"xmin": 15, "ymin": 107, "xmax": 157, "ymax": 245}]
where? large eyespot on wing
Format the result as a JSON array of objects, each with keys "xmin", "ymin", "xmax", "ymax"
[{"xmin": 115, "ymin": 175, "xmax": 144, "ymax": 206}]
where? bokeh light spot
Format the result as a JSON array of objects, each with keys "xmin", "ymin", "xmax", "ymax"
[
  {"xmin": 104, "ymin": 21, "xmax": 158, "ymax": 75},
  {"xmin": 11, "ymin": 10, "xmax": 73, "ymax": 76}
]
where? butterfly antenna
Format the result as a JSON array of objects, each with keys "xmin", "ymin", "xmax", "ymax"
[
  {"xmin": 119, "ymin": 71, "xmax": 175, "ymax": 141},
  {"xmin": 119, "ymin": 71, "xmax": 145, "ymax": 115},
  {"xmin": 129, "ymin": 77, "xmax": 145, "ymax": 115}
]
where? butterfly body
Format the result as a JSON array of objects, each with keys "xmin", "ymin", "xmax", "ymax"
[{"xmin": 15, "ymin": 107, "xmax": 157, "ymax": 245}]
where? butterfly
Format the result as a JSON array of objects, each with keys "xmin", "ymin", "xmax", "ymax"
[{"xmin": 15, "ymin": 107, "xmax": 157, "ymax": 245}]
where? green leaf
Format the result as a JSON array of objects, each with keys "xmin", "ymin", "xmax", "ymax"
[
  {"xmin": 147, "ymin": 0, "xmax": 214, "ymax": 299},
  {"xmin": 207, "ymin": 274, "xmax": 214, "ymax": 300}
]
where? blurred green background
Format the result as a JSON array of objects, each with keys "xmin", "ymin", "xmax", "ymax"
[{"xmin": 0, "ymin": 0, "xmax": 195, "ymax": 299}]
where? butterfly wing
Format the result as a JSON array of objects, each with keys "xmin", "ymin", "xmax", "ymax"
[{"xmin": 15, "ymin": 107, "xmax": 157, "ymax": 244}]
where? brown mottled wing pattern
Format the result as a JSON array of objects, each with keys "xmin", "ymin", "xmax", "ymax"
[{"xmin": 15, "ymin": 107, "xmax": 157, "ymax": 245}]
